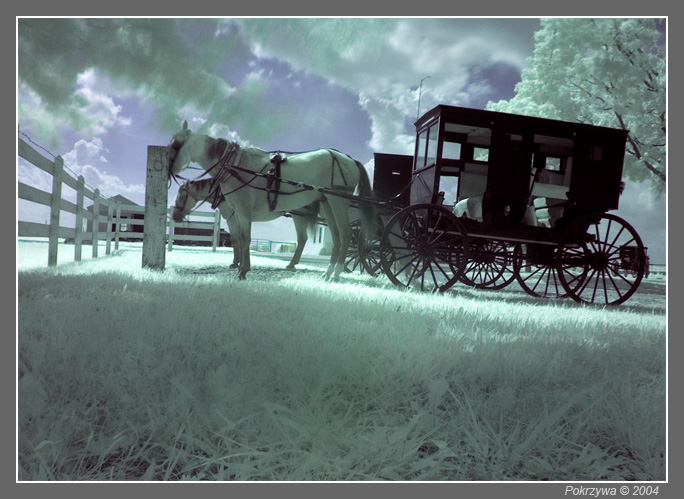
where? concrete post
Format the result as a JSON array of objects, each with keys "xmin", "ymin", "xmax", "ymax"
[{"xmin": 142, "ymin": 146, "xmax": 169, "ymax": 270}]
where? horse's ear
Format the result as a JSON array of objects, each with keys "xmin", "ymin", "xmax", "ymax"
[{"xmin": 182, "ymin": 120, "xmax": 188, "ymax": 131}]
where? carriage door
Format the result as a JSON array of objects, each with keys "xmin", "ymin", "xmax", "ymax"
[
  {"xmin": 570, "ymin": 131, "xmax": 627, "ymax": 212},
  {"xmin": 410, "ymin": 120, "xmax": 440, "ymax": 205},
  {"xmin": 484, "ymin": 130, "xmax": 533, "ymax": 224}
]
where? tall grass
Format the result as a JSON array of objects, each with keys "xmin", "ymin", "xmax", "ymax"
[{"xmin": 17, "ymin": 245, "xmax": 666, "ymax": 481}]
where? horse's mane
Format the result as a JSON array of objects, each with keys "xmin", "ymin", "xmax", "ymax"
[
  {"xmin": 185, "ymin": 177, "xmax": 214, "ymax": 195},
  {"xmin": 203, "ymin": 133, "xmax": 329, "ymax": 159},
  {"xmin": 206, "ymin": 137, "xmax": 230, "ymax": 160}
]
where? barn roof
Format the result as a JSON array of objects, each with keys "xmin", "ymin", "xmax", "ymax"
[{"xmin": 87, "ymin": 194, "xmax": 141, "ymax": 212}]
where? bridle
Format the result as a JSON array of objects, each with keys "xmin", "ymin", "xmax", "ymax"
[
  {"xmin": 167, "ymin": 132, "xmax": 205, "ymax": 186},
  {"xmin": 173, "ymin": 179, "xmax": 226, "ymax": 220},
  {"xmin": 168, "ymin": 131, "xmax": 327, "ymax": 216}
]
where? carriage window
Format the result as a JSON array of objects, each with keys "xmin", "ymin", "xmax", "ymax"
[
  {"xmin": 415, "ymin": 130, "xmax": 427, "ymax": 169},
  {"xmin": 545, "ymin": 157, "xmax": 562, "ymax": 172},
  {"xmin": 438, "ymin": 176, "xmax": 459, "ymax": 207},
  {"xmin": 474, "ymin": 147, "xmax": 489, "ymax": 162},
  {"xmin": 426, "ymin": 123, "xmax": 439, "ymax": 167},
  {"xmin": 442, "ymin": 141, "xmax": 461, "ymax": 160},
  {"xmin": 537, "ymin": 155, "xmax": 568, "ymax": 185}
]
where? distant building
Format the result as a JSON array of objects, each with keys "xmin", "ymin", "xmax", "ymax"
[
  {"xmin": 303, "ymin": 221, "xmax": 331, "ymax": 255},
  {"xmin": 86, "ymin": 194, "xmax": 143, "ymax": 238}
]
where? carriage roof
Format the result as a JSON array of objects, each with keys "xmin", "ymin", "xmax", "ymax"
[{"xmin": 411, "ymin": 105, "xmax": 629, "ymax": 212}]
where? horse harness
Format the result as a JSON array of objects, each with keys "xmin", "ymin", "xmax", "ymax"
[
  {"xmin": 205, "ymin": 140, "xmax": 354, "ymax": 212},
  {"xmin": 266, "ymin": 152, "xmax": 285, "ymax": 211}
]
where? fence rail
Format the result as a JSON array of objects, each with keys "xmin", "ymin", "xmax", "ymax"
[{"xmin": 18, "ymin": 136, "xmax": 231, "ymax": 267}]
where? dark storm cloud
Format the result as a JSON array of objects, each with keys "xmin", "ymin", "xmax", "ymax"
[{"xmin": 18, "ymin": 18, "xmax": 240, "ymax": 137}]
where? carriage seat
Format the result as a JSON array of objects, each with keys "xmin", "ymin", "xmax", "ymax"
[
  {"xmin": 532, "ymin": 197, "xmax": 566, "ymax": 229},
  {"xmin": 527, "ymin": 182, "xmax": 569, "ymax": 228},
  {"xmin": 453, "ymin": 196, "xmax": 483, "ymax": 222}
]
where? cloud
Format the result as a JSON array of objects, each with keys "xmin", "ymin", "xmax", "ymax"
[
  {"xmin": 19, "ymin": 69, "xmax": 133, "ymax": 151},
  {"xmin": 229, "ymin": 18, "xmax": 537, "ymax": 153},
  {"xmin": 18, "ymin": 18, "xmax": 537, "ymax": 155},
  {"xmin": 359, "ymin": 94, "xmax": 415, "ymax": 155},
  {"xmin": 18, "ymin": 18, "xmax": 238, "ymax": 141},
  {"xmin": 61, "ymin": 138, "xmax": 145, "ymax": 200},
  {"xmin": 17, "ymin": 157, "xmax": 53, "ymax": 194},
  {"xmin": 18, "ymin": 135, "xmax": 143, "ymax": 225}
]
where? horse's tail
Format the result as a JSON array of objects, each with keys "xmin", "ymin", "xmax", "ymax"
[
  {"xmin": 305, "ymin": 201, "xmax": 321, "ymax": 236},
  {"xmin": 354, "ymin": 161, "xmax": 380, "ymax": 238}
]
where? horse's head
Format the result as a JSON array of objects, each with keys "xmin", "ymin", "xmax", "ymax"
[
  {"xmin": 172, "ymin": 182, "xmax": 196, "ymax": 222},
  {"xmin": 168, "ymin": 120, "xmax": 192, "ymax": 178}
]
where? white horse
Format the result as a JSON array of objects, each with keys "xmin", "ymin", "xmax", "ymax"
[
  {"xmin": 172, "ymin": 178, "xmax": 319, "ymax": 272},
  {"xmin": 168, "ymin": 121, "xmax": 376, "ymax": 280}
]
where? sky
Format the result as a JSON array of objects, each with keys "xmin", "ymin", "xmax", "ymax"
[{"xmin": 16, "ymin": 18, "xmax": 667, "ymax": 264}]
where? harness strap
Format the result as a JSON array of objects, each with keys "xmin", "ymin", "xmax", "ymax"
[
  {"xmin": 267, "ymin": 153, "xmax": 286, "ymax": 211},
  {"xmin": 328, "ymin": 150, "xmax": 351, "ymax": 192},
  {"xmin": 213, "ymin": 149, "xmax": 359, "ymax": 207},
  {"xmin": 210, "ymin": 188, "xmax": 226, "ymax": 210}
]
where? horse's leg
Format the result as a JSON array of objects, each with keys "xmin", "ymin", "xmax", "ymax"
[
  {"xmin": 321, "ymin": 200, "xmax": 342, "ymax": 280},
  {"xmin": 286, "ymin": 215, "xmax": 308, "ymax": 271},
  {"xmin": 220, "ymin": 205, "xmax": 240, "ymax": 269},
  {"xmin": 229, "ymin": 229, "xmax": 241, "ymax": 270},
  {"xmin": 236, "ymin": 219, "xmax": 252, "ymax": 280},
  {"xmin": 227, "ymin": 216, "xmax": 240, "ymax": 269},
  {"xmin": 231, "ymin": 237, "xmax": 241, "ymax": 269},
  {"xmin": 325, "ymin": 197, "xmax": 353, "ymax": 280}
]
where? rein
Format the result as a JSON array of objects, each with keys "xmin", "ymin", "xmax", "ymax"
[
  {"xmin": 173, "ymin": 135, "xmax": 354, "ymax": 214},
  {"xmin": 216, "ymin": 149, "xmax": 353, "ymax": 212},
  {"xmin": 175, "ymin": 179, "xmax": 226, "ymax": 219}
]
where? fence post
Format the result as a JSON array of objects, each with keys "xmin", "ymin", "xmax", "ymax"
[
  {"xmin": 75, "ymin": 175, "xmax": 85, "ymax": 262},
  {"xmin": 212, "ymin": 210, "xmax": 221, "ymax": 251},
  {"xmin": 48, "ymin": 156, "xmax": 64, "ymax": 266},
  {"xmin": 105, "ymin": 201, "xmax": 114, "ymax": 255},
  {"xmin": 167, "ymin": 212, "xmax": 175, "ymax": 252},
  {"xmin": 142, "ymin": 146, "xmax": 169, "ymax": 270},
  {"xmin": 92, "ymin": 189, "xmax": 100, "ymax": 258},
  {"xmin": 115, "ymin": 203, "xmax": 121, "ymax": 251}
]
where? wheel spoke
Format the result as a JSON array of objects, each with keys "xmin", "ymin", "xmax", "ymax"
[
  {"xmin": 562, "ymin": 267, "xmax": 586, "ymax": 290},
  {"xmin": 577, "ymin": 268, "xmax": 598, "ymax": 301},
  {"xmin": 405, "ymin": 258, "xmax": 423, "ymax": 288},
  {"xmin": 395, "ymin": 253, "xmax": 421, "ymax": 278},
  {"xmin": 609, "ymin": 264, "xmax": 635, "ymax": 288},
  {"xmin": 558, "ymin": 214, "xmax": 645, "ymax": 305},
  {"xmin": 606, "ymin": 269, "xmax": 626, "ymax": 299},
  {"xmin": 605, "ymin": 224, "xmax": 626, "ymax": 254},
  {"xmin": 380, "ymin": 205, "xmax": 467, "ymax": 292}
]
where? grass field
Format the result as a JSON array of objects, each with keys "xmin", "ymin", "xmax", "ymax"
[{"xmin": 17, "ymin": 241, "xmax": 666, "ymax": 481}]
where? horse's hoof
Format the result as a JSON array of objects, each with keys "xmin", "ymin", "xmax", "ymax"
[
  {"xmin": 229, "ymin": 264, "xmax": 239, "ymax": 269},
  {"xmin": 286, "ymin": 266, "xmax": 296, "ymax": 272}
]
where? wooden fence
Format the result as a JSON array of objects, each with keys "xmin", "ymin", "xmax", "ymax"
[{"xmin": 18, "ymin": 137, "xmax": 227, "ymax": 268}]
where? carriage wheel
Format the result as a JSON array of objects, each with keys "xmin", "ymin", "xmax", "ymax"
[
  {"xmin": 461, "ymin": 239, "xmax": 516, "ymax": 290},
  {"xmin": 379, "ymin": 204, "xmax": 469, "ymax": 292},
  {"xmin": 357, "ymin": 225, "xmax": 383, "ymax": 276},
  {"xmin": 512, "ymin": 244, "xmax": 570, "ymax": 299},
  {"xmin": 345, "ymin": 219, "xmax": 382, "ymax": 275},
  {"xmin": 344, "ymin": 220, "xmax": 366, "ymax": 273},
  {"xmin": 558, "ymin": 213, "xmax": 645, "ymax": 305}
]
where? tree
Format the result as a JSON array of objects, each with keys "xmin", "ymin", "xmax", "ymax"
[{"xmin": 488, "ymin": 18, "xmax": 666, "ymax": 197}]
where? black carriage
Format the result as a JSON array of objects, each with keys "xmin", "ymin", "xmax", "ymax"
[{"xmin": 352, "ymin": 105, "xmax": 647, "ymax": 306}]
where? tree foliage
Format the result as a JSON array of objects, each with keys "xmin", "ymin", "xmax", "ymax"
[{"xmin": 488, "ymin": 18, "xmax": 665, "ymax": 197}]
